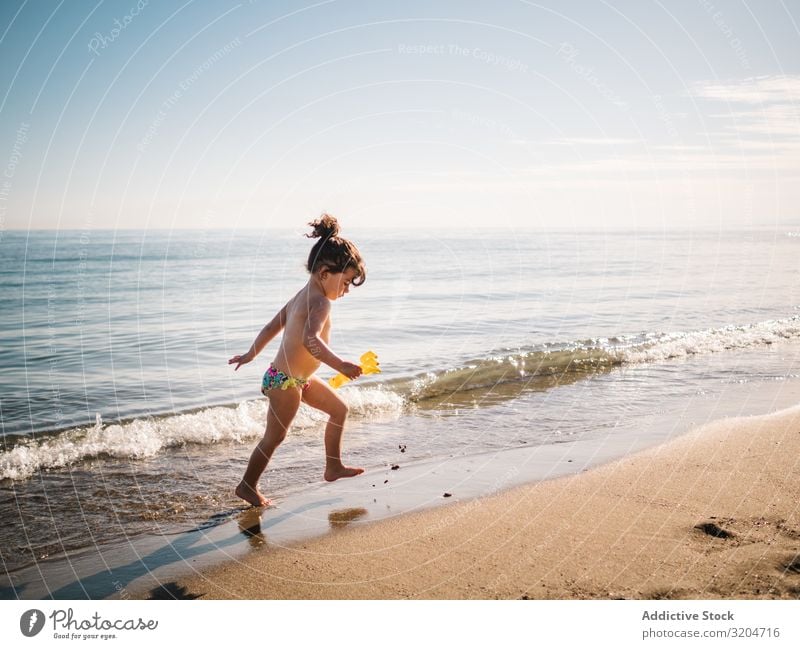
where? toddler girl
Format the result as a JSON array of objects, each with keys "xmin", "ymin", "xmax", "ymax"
[{"xmin": 228, "ymin": 214, "xmax": 366, "ymax": 507}]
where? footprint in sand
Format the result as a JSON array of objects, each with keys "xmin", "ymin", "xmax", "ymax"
[{"xmin": 694, "ymin": 521, "xmax": 735, "ymax": 539}]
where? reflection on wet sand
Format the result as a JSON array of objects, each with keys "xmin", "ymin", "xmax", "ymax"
[
  {"xmin": 238, "ymin": 508, "xmax": 266, "ymax": 548},
  {"xmin": 328, "ymin": 507, "xmax": 368, "ymax": 529}
]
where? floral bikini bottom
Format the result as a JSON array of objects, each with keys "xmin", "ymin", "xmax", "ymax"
[{"xmin": 261, "ymin": 363, "xmax": 310, "ymax": 395}]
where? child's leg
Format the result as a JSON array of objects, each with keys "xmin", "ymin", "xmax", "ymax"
[
  {"xmin": 301, "ymin": 376, "xmax": 364, "ymax": 481},
  {"xmin": 236, "ymin": 387, "xmax": 302, "ymax": 507}
]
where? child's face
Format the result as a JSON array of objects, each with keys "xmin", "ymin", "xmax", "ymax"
[{"xmin": 320, "ymin": 267, "xmax": 359, "ymax": 300}]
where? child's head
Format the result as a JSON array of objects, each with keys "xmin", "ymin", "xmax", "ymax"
[{"xmin": 306, "ymin": 214, "xmax": 366, "ymax": 299}]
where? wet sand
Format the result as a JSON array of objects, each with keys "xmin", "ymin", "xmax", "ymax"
[{"xmin": 170, "ymin": 404, "xmax": 800, "ymax": 599}]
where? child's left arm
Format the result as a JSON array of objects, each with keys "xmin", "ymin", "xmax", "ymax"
[{"xmin": 228, "ymin": 303, "xmax": 288, "ymax": 371}]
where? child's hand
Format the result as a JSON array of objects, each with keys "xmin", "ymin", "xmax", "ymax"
[
  {"xmin": 228, "ymin": 350, "xmax": 254, "ymax": 371},
  {"xmin": 339, "ymin": 361, "xmax": 363, "ymax": 380}
]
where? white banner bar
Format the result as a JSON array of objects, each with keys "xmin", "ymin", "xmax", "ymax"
[{"xmin": 2, "ymin": 600, "xmax": 798, "ymax": 648}]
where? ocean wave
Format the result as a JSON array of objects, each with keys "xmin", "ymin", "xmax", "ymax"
[
  {"xmin": 0, "ymin": 388, "xmax": 405, "ymax": 481},
  {"xmin": 386, "ymin": 347, "xmax": 621, "ymax": 401},
  {"xmin": 388, "ymin": 316, "xmax": 800, "ymax": 401},
  {"xmin": 616, "ymin": 316, "xmax": 800, "ymax": 363},
  {"xmin": 2, "ymin": 316, "xmax": 798, "ymax": 481}
]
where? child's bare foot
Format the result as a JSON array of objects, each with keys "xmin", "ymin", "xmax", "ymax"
[
  {"xmin": 324, "ymin": 464, "xmax": 365, "ymax": 482},
  {"xmin": 235, "ymin": 481, "xmax": 271, "ymax": 507}
]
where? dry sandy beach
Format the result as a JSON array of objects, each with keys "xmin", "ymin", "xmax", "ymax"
[{"xmin": 173, "ymin": 405, "xmax": 800, "ymax": 600}]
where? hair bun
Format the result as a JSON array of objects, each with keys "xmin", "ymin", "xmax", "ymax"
[{"xmin": 307, "ymin": 213, "xmax": 340, "ymax": 239}]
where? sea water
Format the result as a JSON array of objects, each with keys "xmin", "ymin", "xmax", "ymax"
[{"xmin": 1, "ymin": 226, "xmax": 799, "ymax": 575}]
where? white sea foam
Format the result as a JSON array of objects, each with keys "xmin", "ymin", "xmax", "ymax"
[
  {"xmin": 2, "ymin": 317, "xmax": 796, "ymax": 481},
  {"xmin": 0, "ymin": 388, "xmax": 406, "ymax": 481},
  {"xmin": 618, "ymin": 316, "xmax": 800, "ymax": 363},
  {"xmin": 336, "ymin": 386, "xmax": 407, "ymax": 422}
]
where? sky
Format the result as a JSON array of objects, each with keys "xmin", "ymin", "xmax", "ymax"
[{"xmin": 0, "ymin": 0, "xmax": 798, "ymax": 231}]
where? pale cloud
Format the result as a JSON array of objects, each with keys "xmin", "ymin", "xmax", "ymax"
[
  {"xmin": 654, "ymin": 144, "xmax": 709, "ymax": 152},
  {"xmin": 691, "ymin": 75, "xmax": 800, "ymax": 104},
  {"xmin": 555, "ymin": 137, "xmax": 645, "ymax": 146},
  {"xmin": 507, "ymin": 76, "xmax": 799, "ymax": 179},
  {"xmin": 522, "ymin": 76, "xmax": 800, "ymax": 178},
  {"xmin": 507, "ymin": 137, "xmax": 644, "ymax": 147},
  {"xmin": 708, "ymin": 104, "xmax": 800, "ymax": 138},
  {"xmin": 692, "ymin": 75, "xmax": 800, "ymax": 143},
  {"xmin": 313, "ymin": 76, "xmax": 800, "ymax": 225},
  {"xmin": 517, "ymin": 151, "xmax": 800, "ymax": 175}
]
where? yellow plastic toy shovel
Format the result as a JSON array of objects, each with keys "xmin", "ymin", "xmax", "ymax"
[{"xmin": 328, "ymin": 351, "xmax": 381, "ymax": 389}]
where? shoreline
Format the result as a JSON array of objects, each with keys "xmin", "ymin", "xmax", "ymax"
[
  {"xmin": 2, "ymin": 428, "xmax": 664, "ymax": 599},
  {"xmin": 167, "ymin": 403, "xmax": 800, "ymax": 600},
  {"xmin": 3, "ymin": 397, "xmax": 799, "ymax": 600}
]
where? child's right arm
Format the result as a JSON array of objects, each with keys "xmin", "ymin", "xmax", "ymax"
[
  {"xmin": 303, "ymin": 296, "xmax": 362, "ymax": 379},
  {"xmin": 228, "ymin": 303, "xmax": 288, "ymax": 371}
]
